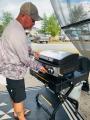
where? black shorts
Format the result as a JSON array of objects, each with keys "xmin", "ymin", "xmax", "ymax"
[{"xmin": 6, "ymin": 78, "xmax": 26, "ymax": 103}]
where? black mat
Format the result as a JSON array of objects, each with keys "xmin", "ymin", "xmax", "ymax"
[{"xmin": 0, "ymin": 87, "xmax": 84, "ymax": 120}]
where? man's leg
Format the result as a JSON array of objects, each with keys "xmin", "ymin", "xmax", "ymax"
[
  {"xmin": 12, "ymin": 100, "xmax": 31, "ymax": 117},
  {"xmin": 6, "ymin": 78, "xmax": 27, "ymax": 120},
  {"xmin": 13, "ymin": 101, "xmax": 26, "ymax": 120}
]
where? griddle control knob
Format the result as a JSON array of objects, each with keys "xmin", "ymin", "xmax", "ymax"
[{"xmin": 48, "ymin": 67, "xmax": 54, "ymax": 74}]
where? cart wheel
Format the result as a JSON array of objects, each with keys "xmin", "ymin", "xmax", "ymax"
[
  {"xmin": 49, "ymin": 114, "xmax": 55, "ymax": 120},
  {"xmin": 36, "ymin": 94, "xmax": 41, "ymax": 107},
  {"xmin": 49, "ymin": 118, "xmax": 55, "ymax": 120}
]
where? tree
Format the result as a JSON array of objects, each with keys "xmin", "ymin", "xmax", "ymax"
[
  {"xmin": 1, "ymin": 12, "xmax": 13, "ymax": 29},
  {"xmin": 40, "ymin": 14, "xmax": 61, "ymax": 36},
  {"xmin": 0, "ymin": 24, "xmax": 3, "ymax": 36},
  {"xmin": 40, "ymin": 14, "xmax": 48, "ymax": 34},
  {"xmin": 47, "ymin": 14, "xmax": 60, "ymax": 36},
  {"xmin": 0, "ymin": 11, "xmax": 13, "ymax": 35}
]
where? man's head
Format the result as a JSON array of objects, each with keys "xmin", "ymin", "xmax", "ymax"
[{"xmin": 17, "ymin": 2, "xmax": 42, "ymax": 29}]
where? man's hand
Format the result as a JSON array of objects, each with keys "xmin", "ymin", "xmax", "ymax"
[
  {"xmin": 33, "ymin": 52, "xmax": 40, "ymax": 60},
  {"xmin": 39, "ymin": 66, "xmax": 48, "ymax": 73}
]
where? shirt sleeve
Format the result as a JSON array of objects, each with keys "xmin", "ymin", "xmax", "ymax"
[{"xmin": 10, "ymin": 30, "xmax": 42, "ymax": 70}]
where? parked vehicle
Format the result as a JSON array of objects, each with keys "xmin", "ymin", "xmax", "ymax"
[
  {"xmin": 33, "ymin": 34, "xmax": 50, "ymax": 43},
  {"xmin": 80, "ymin": 34, "xmax": 90, "ymax": 41}
]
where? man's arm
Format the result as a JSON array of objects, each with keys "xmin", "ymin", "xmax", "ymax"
[{"xmin": 11, "ymin": 30, "xmax": 43, "ymax": 70}]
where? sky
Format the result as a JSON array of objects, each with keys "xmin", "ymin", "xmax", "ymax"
[
  {"xmin": 63, "ymin": 0, "xmax": 90, "ymax": 3},
  {"xmin": 0, "ymin": 0, "xmax": 54, "ymax": 28},
  {"xmin": 0, "ymin": 0, "xmax": 90, "ymax": 28}
]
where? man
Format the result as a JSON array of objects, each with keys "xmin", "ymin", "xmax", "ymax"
[{"xmin": 0, "ymin": 2, "xmax": 47, "ymax": 120}]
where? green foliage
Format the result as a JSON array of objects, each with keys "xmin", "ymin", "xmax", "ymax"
[
  {"xmin": 47, "ymin": 14, "xmax": 60, "ymax": 36},
  {"xmin": 0, "ymin": 11, "xmax": 13, "ymax": 35},
  {"xmin": 41, "ymin": 14, "xmax": 48, "ymax": 33},
  {"xmin": 40, "ymin": 14, "xmax": 61, "ymax": 36},
  {"xmin": 1, "ymin": 12, "xmax": 13, "ymax": 29},
  {"xmin": 0, "ymin": 25, "xmax": 3, "ymax": 36}
]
